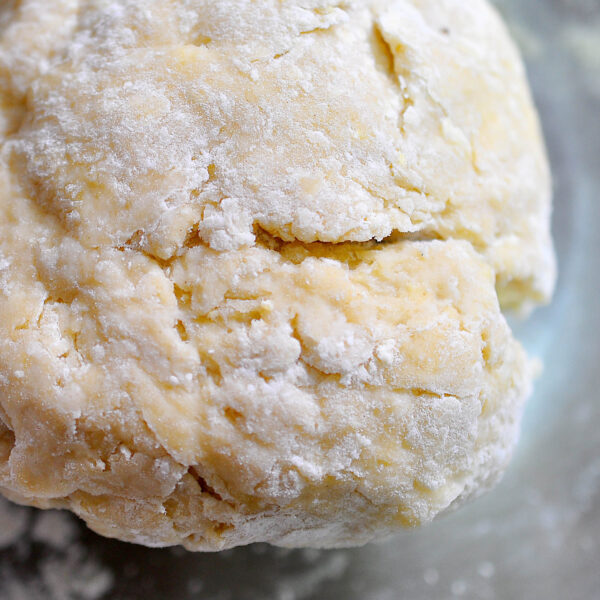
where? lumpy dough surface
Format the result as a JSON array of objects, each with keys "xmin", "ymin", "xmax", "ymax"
[{"xmin": 0, "ymin": 0, "xmax": 554, "ymax": 550}]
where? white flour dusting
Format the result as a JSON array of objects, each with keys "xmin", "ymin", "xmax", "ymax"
[
  {"xmin": 0, "ymin": 497, "xmax": 28, "ymax": 550},
  {"xmin": 562, "ymin": 18, "xmax": 600, "ymax": 96},
  {"xmin": 0, "ymin": 497, "xmax": 114, "ymax": 600},
  {"xmin": 31, "ymin": 510, "xmax": 78, "ymax": 551}
]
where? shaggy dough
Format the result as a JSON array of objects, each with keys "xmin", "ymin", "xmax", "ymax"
[{"xmin": 0, "ymin": 0, "xmax": 554, "ymax": 549}]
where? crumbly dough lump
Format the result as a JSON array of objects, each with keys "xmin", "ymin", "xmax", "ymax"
[{"xmin": 0, "ymin": 0, "xmax": 554, "ymax": 549}]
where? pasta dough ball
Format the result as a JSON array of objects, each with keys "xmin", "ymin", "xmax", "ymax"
[{"xmin": 0, "ymin": 0, "xmax": 554, "ymax": 550}]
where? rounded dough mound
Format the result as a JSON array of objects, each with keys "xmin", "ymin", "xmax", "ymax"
[{"xmin": 0, "ymin": 0, "xmax": 554, "ymax": 549}]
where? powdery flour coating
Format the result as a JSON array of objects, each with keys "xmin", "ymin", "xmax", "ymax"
[{"xmin": 0, "ymin": 0, "xmax": 555, "ymax": 550}]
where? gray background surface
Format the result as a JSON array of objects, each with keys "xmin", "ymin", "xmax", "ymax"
[{"xmin": 1, "ymin": 0, "xmax": 599, "ymax": 598}]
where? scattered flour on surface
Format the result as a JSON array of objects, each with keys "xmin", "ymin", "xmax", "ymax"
[
  {"xmin": 0, "ymin": 497, "xmax": 28, "ymax": 549},
  {"xmin": 31, "ymin": 510, "xmax": 78, "ymax": 551},
  {"xmin": 0, "ymin": 497, "xmax": 114, "ymax": 600},
  {"xmin": 561, "ymin": 18, "xmax": 600, "ymax": 96},
  {"xmin": 274, "ymin": 551, "xmax": 350, "ymax": 600}
]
